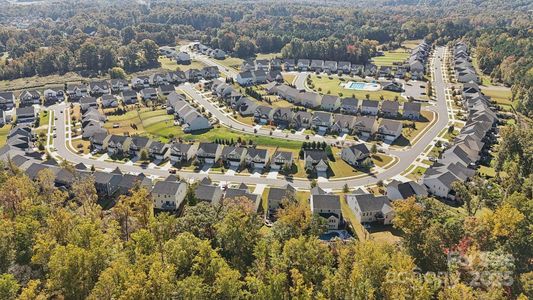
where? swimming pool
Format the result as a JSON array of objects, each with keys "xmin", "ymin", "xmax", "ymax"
[{"xmin": 344, "ymin": 81, "xmax": 381, "ymax": 91}]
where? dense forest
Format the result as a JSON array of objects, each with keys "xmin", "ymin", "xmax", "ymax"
[{"xmin": 0, "ymin": 126, "xmax": 531, "ymax": 299}]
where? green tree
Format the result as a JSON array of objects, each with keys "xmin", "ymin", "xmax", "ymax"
[
  {"xmin": 109, "ymin": 67, "xmax": 126, "ymax": 79},
  {"xmin": 0, "ymin": 274, "xmax": 19, "ymax": 300}
]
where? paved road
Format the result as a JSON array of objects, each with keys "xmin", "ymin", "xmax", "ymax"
[
  {"xmin": 50, "ymin": 47, "xmax": 448, "ymax": 190},
  {"xmin": 293, "ymin": 72, "xmax": 309, "ymax": 90}
]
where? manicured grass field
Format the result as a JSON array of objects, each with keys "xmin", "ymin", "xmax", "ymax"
[
  {"xmin": 181, "ymin": 126, "xmax": 303, "ymax": 150},
  {"xmin": 216, "ymin": 57, "xmax": 244, "ymax": 71},
  {"xmin": 255, "ymin": 52, "xmax": 282, "ymax": 60},
  {"xmin": 0, "ymin": 125, "xmax": 11, "ymax": 147},
  {"xmin": 372, "ymin": 153, "xmax": 394, "ymax": 168},
  {"xmin": 309, "ymin": 75, "xmax": 402, "ymax": 101},
  {"xmin": 104, "ymin": 108, "xmax": 181, "ymax": 142},
  {"xmin": 481, "ymin": 86, "xmax": 514, "ymax": 109},
  {"xmin": 159, "ymin": 57, "xmax": 207, "ymax": 72},
  {"xmin": 282, "ymin": 74, "xmax": 296, "ymax": 85},
  {"xmin": 372, "ymin": 50, "xmax": 410, "ymax": 67}
]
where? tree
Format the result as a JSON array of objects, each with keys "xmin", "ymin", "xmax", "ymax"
[
  {"xmin": 234, "ymin": 37, "xmax": 256, "ymax": 58},
  {"xmin": 310, "ymin": 179, "xmax": 317, "ymax": 189},
  {"xmin": 79, "ymin": 42, "xmax": 99, "ymax": 70},
  {"xmin": 370, "ymin": 143, "xmax": 378, "ymax": 154},
  {"xmin": 109, "ymin": 67, "xmax": 126, "ymax": 79},
  {"xmin": 139, "ymin": 149, "xmax": 149, "ymax": 162},
  {"xmin": 121, "ymin": 26, "xmax": 135, "ymax": 44},
  {"xmin": 0, "ymin": 274, "xmax": 19, "ymax": 300},
  {"xmin": 141, "ymin": 39, "xmax": 159, "ymax": 67}
]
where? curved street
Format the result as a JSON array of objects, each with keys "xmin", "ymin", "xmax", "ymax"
[{"xmin": 50, "ymin": 47, "xmax": 448, "ymax": 190}]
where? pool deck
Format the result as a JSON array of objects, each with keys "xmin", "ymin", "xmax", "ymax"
[{"xmin": 343, "ymin": 81, "xmax": 381, "ymax": 91}]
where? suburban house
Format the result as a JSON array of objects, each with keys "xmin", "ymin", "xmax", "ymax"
[
  {"xmin": 402, "ymin": 102, "xmax": 422, "ymax": 119},
  {"xmin": 351, "ymin": 64, "xmax": 364, "ymax": 76},
  {"xmin": 378, "ymin": 66, "xmax": 392, "ymax": 78},
  {"xmin": 267, "ymin": 184, "xmax": 296, "ymax": 219},
  {"xmin": 310, "ymin": 59, "xmax": 324, "ymax": 72},
  {"xmin": 210, "ymin": 49, "xmax": 226, "ymax": 59},
  {"xmin": 304, "ymin": 149, "xmax": 329, "ymax": 174},
  {"xmin": 150, "ymin": 73, "xmax": 170, "ymax": 87},
  {"xmin": 151, "ymin": 178, "xmax": 187, "ymax": 211},
  {"xmin": 272, "ymin": 107, "xmax": 294, "ymax": 128},
  {"xmin": 89, "ymin": 81, "xmax": 110, "ymax": 96},
  {"xmin": 131, "ymin": 76, "xmax": 150, "ymax": 89},
  {"xmin": 340, "ymin": 97, "xmax": 359, "ymax": 114},
  {"xmin": 185, "ymin": 69, "xmax": 202, "ymax": 82},
  {"xmin": 380, "ymin": 100, "xmax": 400, "ymax": 118},
  {"xmin": 101, "ymin": 94, "xmax": 119, "ymax": 108},
  {"xmin": 310, "ymin": 188, "xmax": 343, "ymax": 230},
  {"xmin": 43, "ymin": 89, "xmax": 65, "ymax": 104},
  {"xmin": 80, "ymin": 97, "xmax": 98, "ymax": 112},
  {"xmin": 338, "ymin": 61, "xmax": 351, "ymax": 74},
  {"xmin": 347, "ymin": 192, "xmax": 394, "ymax": 225},
  {"xmin": 270, "ymin": 150, "xmax": 294, "ymax": 171},
  {"xmin": 15, "ymin": 106, "xmax": 36, "ymax": 125},
  {"xmin": 270, "ymin": 58, "xmax": 282, "ymax": 70},
  {"xmin": 176, "ymin": 51, "xmax": 191, "ymax": 64},
  {"xmin": 244, "ymin": 148, "xmax": 269, "ymax": 170},
  {"xmin": 196, "ymin": 143, "xmax": 222, "ymax": 164},
  {"xmin": 140, "ymin": 88, "xmax": 158, "ymax": 100},
  {"xmin": 90, "ymin": 132, "xmax": 110, "ymax": 152},
  {"xmin": 221, "ymin": 146, "xmax": 247, "ymax": 168},
  {"xmin": 170, "ymin": 143, "xmax": 198, "ymax": 165},
  {"xmin": 148, "ymin": 142, "xmax": 170, "ymax": 161},
  {"xmin": 121, "ymin": 90, "xmax": 138, "ymax": 104},
  {"xmin": 0, "ymin": 92, "xmax": 15, "ymax": 110},
  {"xmin": 386, "ymin": 180, "xmax": 428, "ymax": 200},
  {"xmin": 321, "ymin": 95, "xmax": 340, "ymax": 111},
  {"xmin": 158, "ymin": 84, "xmax": 176, "ymax": 96},
  {"xmin": 352, "ymin": 116, "xmax": 378, "ymax": 138},
  {"xmin": 117, "ymin": 173, "xmax": 152, "ymax": 196},
  {"xmin": 284, "ymin": 59, "xmax": 296, "ymax": 71},
  {"xmin": 19, "ymin": 90, "xmax": 41, "ymax": 107},
  {"xmin": 128, "ymin": 136, "xmax": 153, "ymax": 158},
  {"xmin": 94, "ymin": 171, "xmax": 122, "ymax": 196},
  {"xmin": 361, "ymin": 100, "xmax": 379, "ymax": 116},
  {"xmin": 66, "ymin": 84, "xmax": 88, "ymax": 101},
  {"xmin": 423, "ymin": 162, "xmax": 475, "ymax": 198},
  {"xmin": 382, "ymin": 81, "xmax": 404, "ymax": 92},
  {"xmin": 224, "ymin": 183, "xmax": 262, "ymax": 213},
  {"xmin": 377, "ymin": 119, "xmax": 403, "ymax": 143},
  {"xmin": 331, "ymin": 114, "xmax": 356, "ymax": 134},
  {"xmin": 254, "ymin": 105, "xmax": 274, "ymax": 124},
  {"xmin": 234, "ymin": 97, "xmax": 258, "ymax": 116},
  {"xmin": 293, "ymin": 111, "xmax": 312, "ymax": 129},
  {"xmin": 195, "ymin": 178, "xmax": 223, "ymax": 204},
  {"xmin": 364, "ymin": 64, "xmax": 378, "ymax": 76},
  {"xmin": 294, "ymin": 92, "xmax": 321, "ymax": 108},
  {"xmin": 311, "ymin": 111, "xmax": 333, "ymax": 132},
  {"xmin": 167, "ymin": 71, "xmax": 187, "ymax": 84},
  {"xmin": 200, "ymin": 66, "xmax": 220, "ymax": 79},
  {"xmin": 110, "ymin": 79, "xmax": 129, "ymax": 93},
  {"xmin": 341, "ymin": 143, "xmax": 370, "ymax": 166},
  {"xmin": 297, "ymin": 59, "xmax": 310, "ymax": 71},
  {"xmin": 254, "ymin": 59, "xmax": 270, "ymax": 71},
  {"xmin": 107, "ymin": 135, "xmax": 131, "ymax": 156},
  {"xmin": 323, "ymin": 60, "xmax": 338, "ymax": 73},
  {"xmin": 169, "ymin": 95, "xmax": 211, "ymax": 132}
]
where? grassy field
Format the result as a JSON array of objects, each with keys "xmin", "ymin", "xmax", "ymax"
[
  {"xmin": 282, "ymin": 74, "xmax": 296, "ymax": 85},
  {"xmin": 372, "ymin": 153, "xmax": 394, "ymax": 168},
  {"xmin": 159, "ymin": 56, "xmax": 207, "ymax": 72},
  {"xmin": 256, "ymin": 52, "xmax": 282, "ymax": 60},
  {"xmin": 181, "ymin": 126, "xmax": 303, "ymax": 150},
  {"xmin": 309, "ymin": 75, "xmax": 402, "ymax": 100},
  {"xmin": 401, "ymin": 110, "xmax": 434, "ymax": 143},
  {"xmin": 0, "ymin": 125, "xmax": 11, "ymax": 147},
  {"xmin": 401, "ymin": 39, "xmax": 423, "ymax": 50},
  {"xmin": 0, "ymin": 72, "xmax": 85, "ymax": 92},
  {"xmin": 372, "ymin": 50, "xmax": 409, "ymax": 67},
  {"xmin": 482, "ymin": 86, "xmax": 514, "ymax": 110},
  {"xmin": 216, "ymin": 57, "xmax": 244, "ymax": 71}
]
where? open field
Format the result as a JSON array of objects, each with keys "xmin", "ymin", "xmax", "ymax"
[
  {"xmin": 216, "ymin": 57, "xmax": 244, "ymax": 71},
  {"xmin": 372, "ymin": 50, "xmax": 409, "ymax": 67},
  {"xmin": 255, "ymin": 52, "xmax": 282, "ymax": 60},
  {"xmin": 159, "ymin": 57, "xmax": 207, "ymax": 72},
  {"xmin": 0, "ymin": 125, "xmax": 11, "ymax": 147},
  {"xmin": 282, "ymin": 74, "xmax": 296, "ymax": 85},
  {"xmin": 401, "ymin": 39, "xmax": 423, "ymax": 50},
  {"xmin": 309, "ymin": 75, "xmax": 402, "ymax": 101},
  {"xmin": 0, "ymin": 72, "xmax": 86, "ymax": 92}
]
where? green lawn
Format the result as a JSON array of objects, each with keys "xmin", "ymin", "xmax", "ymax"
[
  {"xmin": 181, "ymin": 126, "xmax": 303, "ymax": 150},
  {"xmin": 0, "ymin": 125, "xmax": 11, "ymax": 147},
  {"xmin": 255, "ymin": 52, "xmax": 282, "ymax": 60},
  {"xmin": 309, "ymin": 75, "xmax": 402, "ymax": 101},
  {"xmin": 372, "ymin": 154, "xmax": 394, "ymax": 168},
  {"xmin": 478, "ymin": 165, "xmax": 496, "ymax": 178},
  {"xmin": 159, "ymin": 56, "xmax": 207, "ymax": 72},
  {"xmin": 216, "ymin": 57, "xmax": 244, "ymax": 71},
  {"xmin": 482, "ymin": 86, "xmax": 514, "ymax": 110},
  {"xmin": 372, "ymin": 50, "xmax": 409, "ymax": 67},
  {"xmin": 401, "ymin": 40, "xmax": 423, "ymax": 50}
]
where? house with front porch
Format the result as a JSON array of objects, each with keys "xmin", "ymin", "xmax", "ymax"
[
  {"xmin": 270, "ymin": 150, "xmax": 294, "ymax": 171},
  {"xmin": 170, "ymin": 143, "xmax": 197, "ymax": 165},
  {"xmin": 196, "ymin": 143, "xmax": 223, "ymax": 165},
  {"xmin": 221, "ymin": 146, "xmax": 247, "ymax": 168},
  {"xmin": 245, "ymin": 148, "xmax": 269, "ymax": 170}
]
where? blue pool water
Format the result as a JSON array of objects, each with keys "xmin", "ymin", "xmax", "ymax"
[{"xmin": 349, "ymin": 82, "xmax": 366, "ymax": 90}]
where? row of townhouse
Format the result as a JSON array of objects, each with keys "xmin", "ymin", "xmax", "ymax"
[
  {"xmin": 211, "ymin": 80, "xmax": 407, "ymax": 142},
  {"xmin": 166, "ymin": 92, "xmax": 212, "ymax": 132},
  {"xmin": 422, "ymin": 45, "xmax": 497, "ymax": 199},
  {"xmin": 266, "ymin": 83, "xmax": 420, "ymax": 118},
  {"xmin": 81, "ymin": 107, "xmax": 107, "ymax": 140},
  {"xmin": 407, "ymin": 40, "xmax": 431, "ymax": 80},
  {"xmin": 453, "ymin": 42, "xmax": 480, "ymax": 84},
  {"xmin": 0, "ymin": 89, "xmax": 65, "ymax": 109},
  {"xmin": 235, "ymin": 69, "xmax": 284, "ymax": 86},
  {"xmin": 191, "ymin": 43, "xmax": 226, "ymax": 59}
]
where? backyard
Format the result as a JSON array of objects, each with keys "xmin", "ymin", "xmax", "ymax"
[{"xmin": 159, "ymin": 56, "xmax": 207, "ymax": 72}]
